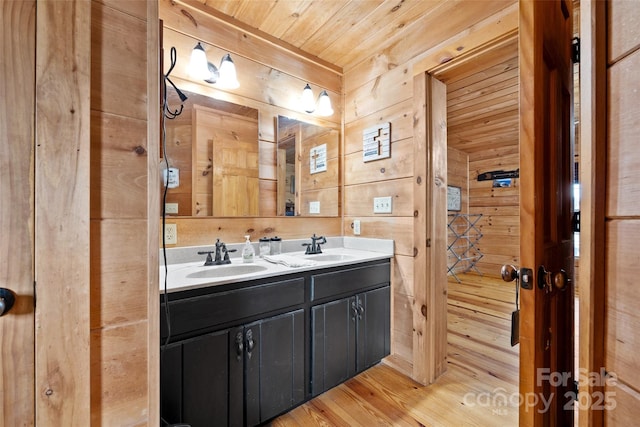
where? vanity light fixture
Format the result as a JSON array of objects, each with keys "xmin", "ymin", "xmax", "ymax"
[
  {"xmin": 217, "ymin": 54, "xmax": 240, "ymax": 89},
  {"xmin": 302, "ymin": 83, "xmax": 316, "ymax": 113},
  {"xmin": 301, "ymin": 84, "xmax": 334, "ymax": 117},
  {"xmin": 316, "ymin": 90, "xmax": 334, "ymax": 117},
  {"xmin": 188, "ymin": 42, "xmax": 210, "ymax": 80},
  {"xmin": 188, "ymin": 42, "xmax": 240, "ymax": 89}
]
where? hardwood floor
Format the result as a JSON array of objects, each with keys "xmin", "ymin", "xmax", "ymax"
[{"xmin": 272, "ymin": 273, "xmax": 519, "ymax": 426}]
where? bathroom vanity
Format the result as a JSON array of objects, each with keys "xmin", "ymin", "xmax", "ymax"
[{"xmin": 160, "ymin": 240, "xmax": 392, "ymax": 427}]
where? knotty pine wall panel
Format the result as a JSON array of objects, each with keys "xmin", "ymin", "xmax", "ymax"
[
  {"xmin": 468, "ymin": 147, "xmax": 519, "ymax": 277},
  {"xmin": 89, "ymin": 0, "xmax": 156, "ymax": 424},
  {"xmin": 343, "ymin": 2, "xmax": 518, "ymax": 381},
  {"xmin": 168, "ymin": 217, "xmax": 342, "ymax": 248},
  {"xmin": 605, "ymin": 6, "xmax": 640, "ymax": 422}
]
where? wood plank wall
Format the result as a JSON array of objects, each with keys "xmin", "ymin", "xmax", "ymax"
[
  {"xmin": 90, "ymin": 0, "xmax": 158, "ymax": 424},
  {"xmin": 605, "ymin": 1, "xmax": 640, "ymax": 423},
  {"xmin": 1, "ymin": 1, "xmax": 35, "ymax": 423},
  {"xmin": 35, "ymin": 1, "xmax": 91, "ymax": 423},
  {"xmin": 343, "ymin": 1, "xmax": 518, "ymax": 381},
  {"xmin": 159, "ymin": 0, "xmax": 342, "ymax": 244}
]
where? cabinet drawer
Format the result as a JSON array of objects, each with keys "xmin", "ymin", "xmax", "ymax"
[
  {"xmin": 310, "ymin": 261, "xmax": 390, "ymax": 301},
  {"xmin": 162, "ymin": 277, "xmax": 305, "ymax": 339}
]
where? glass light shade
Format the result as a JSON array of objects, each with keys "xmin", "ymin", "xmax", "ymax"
[
  {"xmin": 316, "ymin": 90, "xmax": 334, "ymax": 116},
  {"xmin": 301, "ymin": 84, "xmax": 315, "ymax": 113},
  {"xmin": 218, "ymin": 54, "xmax": 240, "ymax": 89},
  {"xmin": 188, "ymin": 42, "xmax": 210, "ymax": 80}
]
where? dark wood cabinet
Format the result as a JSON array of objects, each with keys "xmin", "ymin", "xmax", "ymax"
[
  {"xmin": 160, "ymin": 258, "xmax": 390, "ymax": 426},
  {"xmin": 161, "ymin": 309, "xmax": 304, "ymax": 427},
  {"xmin": 245, "ymin": 309, "xmax": 305, "ymax": 425},
  {"xmin": 161, "ymin": 328, "xmax": 243, "ymax": 426},
  {"xmin": 310, "ymin": 285, "xmax": 390, "ymax": 396}
]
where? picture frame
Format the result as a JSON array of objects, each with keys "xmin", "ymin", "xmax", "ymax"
[{"xmin": 447, "ymin": 185, "xmax": 462, "ymax": 211}]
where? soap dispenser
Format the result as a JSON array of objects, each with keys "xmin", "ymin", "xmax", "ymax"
[{"xmin": 242, "ymin": 235, "xmax": 255, "ymax": 263}]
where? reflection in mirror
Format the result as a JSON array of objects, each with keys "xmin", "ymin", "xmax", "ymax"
[
  {"xmin": 163, "ymin": 86, "xmax": 259, "ymax": 216},
  {"xmin": 277, "ymin": 116, "xmax": 340, "ymax": 216}
]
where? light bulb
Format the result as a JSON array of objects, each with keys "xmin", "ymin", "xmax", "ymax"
[
  {"xmin": 302, "ymin": 84, "xmax": 315, "ymax": 113},
  {"xmin": 188, "ymin": 42, "xmax": 210, "ymax": 81},
  {"xmin": 218, "ymin": 54, "xmax": 240, "ymax": 89},
  {"xmin": 316, "ymin": 90, "xmax": 334, "ymax": 117}
]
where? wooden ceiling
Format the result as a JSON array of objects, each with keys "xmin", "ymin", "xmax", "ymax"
[
  {"xmin": 433, "ymin": 35, "xmax": 519, "ymax": 154},
  {"xmin": 192, "ymin": 0, "xmax": 461, "ymax": 71},
  {"xmin": 179, "ymin": 0, "xmax": 520, "ymax": 155}
]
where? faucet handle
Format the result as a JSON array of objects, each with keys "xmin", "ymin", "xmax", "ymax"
[
  {"xmin": 197, "ymin": 250, "xmax": 215, "ymax": 266},
  {"xmin": 221, "ymin": 244, "xmax": 237, "ymax": 264}
]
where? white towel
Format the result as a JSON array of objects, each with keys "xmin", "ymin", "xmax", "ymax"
[{"xmin": 263, "ymin": 254, "xmax": 317, "ymax": 268}]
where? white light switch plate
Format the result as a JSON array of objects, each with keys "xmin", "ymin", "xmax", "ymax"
[
  {"xmin": 373, "ymin": 196, "xmax": 392, "ymax": 214},
  {"xmin": 165, "ymin": 203, "xmax": 179, "ymax": 214},
  {"xmin": 309, "ymin": 201, "xmax": 320, "ymax": 214}
]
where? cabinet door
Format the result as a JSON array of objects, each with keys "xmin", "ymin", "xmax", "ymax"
[
  {"xmin": 182, "ymin": 327, "xmax": 243, "ymax": 427},
  {"xmin": 356, "ymin": 286, "xmax": 391, "ymax": 372},
  {"xmin": 245, "ymin": 309, "xmax": 305, "ymax": 426},
  {"xmin": 311, "ymin": 296, "xmax": 357, "ymax": 396},
  {"xmin": 160, "ymin": 342, "xmax": 182, "ymax": 424}
]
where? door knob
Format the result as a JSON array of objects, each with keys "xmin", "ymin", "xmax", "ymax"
[
  {"xmin": 501, "ymin": 264, "xmax": 519, "ymax": 282},
  {"xmin": 501, "ymin": 265, "xmax": 534, "ymax": 289},
  {"xmin": 0, "ymin": 288, "xmax": 16, "ymax": 316}
]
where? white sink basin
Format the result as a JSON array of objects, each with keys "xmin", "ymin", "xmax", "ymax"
[
  {"xmin": 185, "ymin": 264, "xmax": 268, "ymax": 279},
  {"xmin": 300, "ymin": 254, "xmax": 355, "ymax": 262}
]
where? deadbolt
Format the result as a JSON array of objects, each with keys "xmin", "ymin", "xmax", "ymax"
[{"xmin": 537, "ymin": 266, "xmax": 569, "ymax": 291}]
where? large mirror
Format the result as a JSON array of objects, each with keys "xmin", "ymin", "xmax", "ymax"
[
  {"xmin": 162, "ymin": 87, "xmax": 259, "ymax": 217},
  {"xmin": 277, "ymin": 116, "xmax": 340, "ymax": 216}
]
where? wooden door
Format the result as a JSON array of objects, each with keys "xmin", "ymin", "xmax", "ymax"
[
  {"xmin": 0, "ymin": 1, "xmax": 36, "ymax": 424},
  {"xmin": 519, "ymin": 1, "xmax": 575, "ymax": 425},
  {"xmin": 193, "ymin": 105, "xmax": 259, "ymax": 217}
]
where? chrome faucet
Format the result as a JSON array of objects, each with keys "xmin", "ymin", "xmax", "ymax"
[
  {"xmin": 303, "ymin": 234, "xmax": 326, "ymax": 255},
  {"xmin": 198, "ymin": 239, "xmax": 236, "ymax": 265}
]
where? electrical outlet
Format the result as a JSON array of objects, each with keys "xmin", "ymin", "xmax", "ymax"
[
  {"xmin": 165, "ymin": 203, "xmax": 179, "ymax": 214},
  {"xmin": 353, "ymin": 219, "xmax": 361, "ymax": 235},
  {"xmin": 309, "ymin": 201, "xmax": 320, "ymax": 214},
  {"xmin": 373, "ymin": 196, "xmax": 393, "ymax": 214},
  {"xmin": 164, "ymin": 224, "xmax": 177, "ymax": 245}
]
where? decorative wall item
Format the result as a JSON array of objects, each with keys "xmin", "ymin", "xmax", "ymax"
[
  {"xmin": 477, "ymin": 168, "xmax": 519, "ymax": 181},
  {"xmin": 447, "ymin": 185, "xmax": 462, "ymax": 211},
  {"xmin": 362, "ymin": 122, "xmax": 391, "ymax": 162},
  {"xmin": 310, "ymin": 144, "xmax": 327, "ymax": 174},
  {"xmin": 493, "ymin": 178, "xmax": 513, "ymax": 188}
]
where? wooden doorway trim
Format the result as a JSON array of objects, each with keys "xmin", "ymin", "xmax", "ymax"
[
  {"xmin": 413, "ymin": 73, "xmax": 448, "ymax": 385},
  {"xmin": 410, "ymin": 7, "xmax": 519, "ymax": 385},
  {"xmin": 578, "ymin": 1, "xmax": 607, "ymax": 426}
]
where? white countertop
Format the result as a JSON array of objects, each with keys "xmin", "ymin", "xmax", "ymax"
[{"xmin": 160, "ymin": 238, "xmax": 393, "ymax": 294}]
